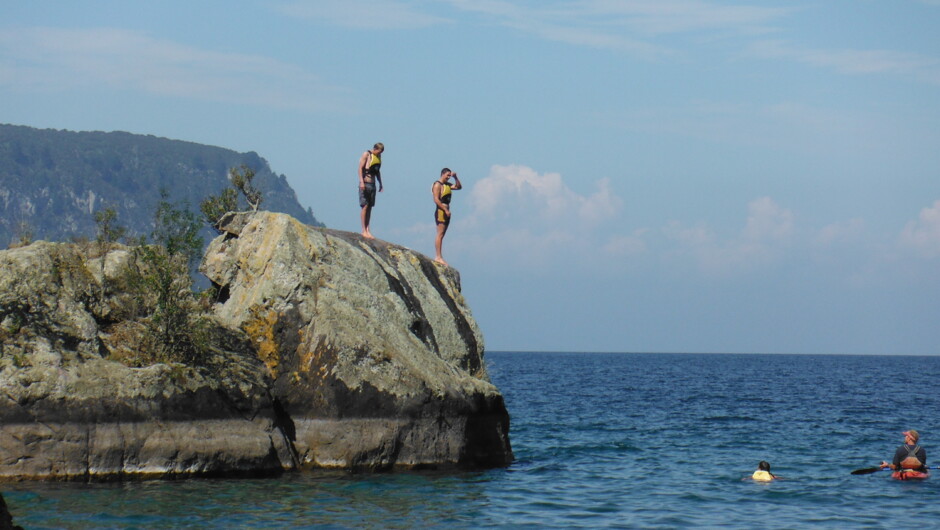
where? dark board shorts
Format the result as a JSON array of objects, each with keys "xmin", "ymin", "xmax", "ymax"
[{"xmin": 359, "ymin": 181, "xmax": 376, "ymax": 208}]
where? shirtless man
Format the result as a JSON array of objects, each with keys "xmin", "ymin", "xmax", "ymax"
[
  {"xmin": 358, "ymin": 143, "xmax": 384, "ymax": 239},
  {"xmin": 432, "ymin": 167, "xmax": 462, "ymax": 265}
]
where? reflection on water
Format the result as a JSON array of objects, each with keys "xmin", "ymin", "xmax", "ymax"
[{"xmin": 8, "ymin": 471, "xmax": 494, "ymax": 528}]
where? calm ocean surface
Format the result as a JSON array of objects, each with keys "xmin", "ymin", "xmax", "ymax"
[{"xmin": 6, "ymin": 352, "xmax": 940, "ymax": 528}]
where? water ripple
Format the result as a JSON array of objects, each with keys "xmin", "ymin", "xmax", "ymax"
[{"xmin": 8, "ymin": 352, "xmax": 940, "ymax": 528}]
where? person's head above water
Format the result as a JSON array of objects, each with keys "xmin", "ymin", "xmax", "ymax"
[{"xmin": 758, "ymin": 461, "xmax": 771, "ymax": 472}]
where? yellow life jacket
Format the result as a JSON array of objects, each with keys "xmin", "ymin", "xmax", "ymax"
[
  {"xmin": 438, "ymin": 182, "xmax": 452, "ymax": 204},
  {"xmin": 752, "ymin": 470, "xmax": 774, "ymax": 481},
  {"xmin": 364, "ymin": 152, "xmax": 381, "ymax": 178}
]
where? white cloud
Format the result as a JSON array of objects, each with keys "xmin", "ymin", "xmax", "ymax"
[
  {"xmin": 604, "ymin": 229, "xmax": 649, "ymax": 257},
  {"xmin": 0, "ymin": 27, "xmax": 345, "ymax": 112},
  {"xmin": 443, "ymin": 0, "xmax": 790, "ymax": 58},
  {"xmin": 456, "ymin": 178, "xmax": 934, "ymax": 284},
  {"xmin": 460, "ymin": 176, "xmax": 803, "ymax": 274},
  {"xmin": 468, "ymin": 164, "xmax": 622, "ymax": 227},
  {"xmin": 747, "ymin": 39, "xmax": 940, "ymax": 86},
  {"xmin": 451, "ymin": 164, "xmax": 623, "ymax": 266},
  {"xmin": 814, "ymin": 218, "xmax": 866, "ymax": 248},
  {"xmin": 445, "ymin": 0, "xmax": 667, "ymax": 57},
  {"xmin": 662, "ymin": 197, "xmax": 794, "ymax": 274},
  {"xmin": 444, "ymin": 165, "xmax": 933, "ymax": 283},
  {"xmin": 899, "ymin": 200, "xmax": 940, "ymax": 258},
  {"xmin": 275, "ymin": 0, "xmax": 451, "ymax": 29},
  {"xmin": 456, "ymin": 227, "xmax": 581, "ymax": 268},
  {"xmin": 613, "ymin": 100, "xmax": 883, "ymax": 156},
  {"xmin": 743, "ymin": 196, "xmax": 793, "ymax": 242},
  {"xmin": 572, "ymin": 0, "xmax": 790, "ymax": 35}
]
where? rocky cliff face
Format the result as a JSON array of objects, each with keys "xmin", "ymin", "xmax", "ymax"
[
  {"xmin": 203, "ymin": 212, "xmax": 513, "ymax": 470},
  {"xmin": 0, "ymin": 212, "xmax": 512, "ymax": 480}
]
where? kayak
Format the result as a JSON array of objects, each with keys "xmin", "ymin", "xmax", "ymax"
[{"xmin": 892, "ymin": 470, "xmax": 929, "ymax": 481}]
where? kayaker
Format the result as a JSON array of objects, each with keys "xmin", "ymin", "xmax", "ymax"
[
  {"xmin": 751, "ymin": 460, "xmax": 777, "ymax": 481},
  {"xmin": 880, "ymin": 429, "xmax": 927, "ymax": 479}
]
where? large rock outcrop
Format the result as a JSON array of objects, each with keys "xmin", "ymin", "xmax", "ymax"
[
  {"xmin": 202, "ymin": 212, "xmax": 513, "ymax": 469},
  {"xmin": 0, "ymin": 212, "xmax": 512, "ymax": 480},
  {"xmin": 0, "ymin": 242, "xmax": 293, "ymax": 481}
]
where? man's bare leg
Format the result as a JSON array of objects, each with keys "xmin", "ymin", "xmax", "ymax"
[
  {"xmin": 361, "ymin": 206, "xmax": 375, "ymax": 239},
  {"xmin": 434, "ymin": 223, "xmax": 448, "ymax": 265}
]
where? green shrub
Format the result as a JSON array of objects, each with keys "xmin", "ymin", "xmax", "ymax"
[
  {"xmin": 200, "ymin": 187, "xmax": 238, "ymax": 230},
  {"xmin": 94, "ymin": 207, "xmax": 126, "ymax": 246},
  {"xmin": 120, "ymin": 193, "xmax": 209, "ymax": 366},
  {"xmin": 230, "ymin": 164, "xmax": 263, "ymax": 212}
]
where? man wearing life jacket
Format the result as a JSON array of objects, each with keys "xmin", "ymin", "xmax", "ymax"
[
  {"xmin": 432, "ymin": 168, "xmax": 462, "ymax": 266},
  {"xmin": 880, "ymin": 429, "xmax": 927, "ymax": 479},
  {"xmin": 358, "ymin": 142, "xmax": 384, "ymax": 239}
]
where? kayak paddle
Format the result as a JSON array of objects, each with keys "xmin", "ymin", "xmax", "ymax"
[{"xmin": 851, "ymin": 465, "xmax": 939, "ymax": 475}]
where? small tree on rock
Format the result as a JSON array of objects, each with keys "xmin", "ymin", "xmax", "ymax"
[
  {"xmin": 231, "ymin": 165, "xmax": 263, "ymax": 212},
  {"xmin": 11, "ymin": 221, "xmax": 33, "ymax": 248},
  {"xmin": 200, "ymin": 187, "xmax": 238, "ymax": 231},
  {"xmin": 200, "ymin": 164, "xmax": 263, "ymax": 232},
  {"xmin": 94, "ymin": 207, "xmax": 126, "ymax": 247},
  {"xmin": 152, "ymin": 191, "xmax": 203, "ymax": 270}
]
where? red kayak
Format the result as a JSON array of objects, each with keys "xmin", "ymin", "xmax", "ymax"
[{"xmin": 892, "ymin": 470, "xmax": 929, "ymax": 481}]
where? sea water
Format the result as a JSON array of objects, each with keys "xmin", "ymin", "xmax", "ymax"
[{"xmin": 6, "ymin": 352, "xmax": 940, "ymax": 528}]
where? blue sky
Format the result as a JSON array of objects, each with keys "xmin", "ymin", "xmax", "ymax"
[{"xmin": 2, "ymin": 1, "xmax": 939, "ymax": 354}]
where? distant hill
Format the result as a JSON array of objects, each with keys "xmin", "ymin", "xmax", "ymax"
[{"xmin": 0, "ymin": 124, "xmax": 322, "ymax": 246}]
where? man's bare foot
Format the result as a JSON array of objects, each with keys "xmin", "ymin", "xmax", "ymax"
[
  {"xmin": 434, "ymin": 257, "xmax": 448, "ymax": 266},
  {"xmin": 362, "ymin": 231, "xmax": 375, "ymax": 240}
]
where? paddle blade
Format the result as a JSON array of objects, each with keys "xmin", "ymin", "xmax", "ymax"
[{"xmin": 851, "ymin": 467, "xmax": 882, "ymax": 475}]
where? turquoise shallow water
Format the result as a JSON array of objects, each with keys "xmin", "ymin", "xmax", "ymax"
[{"xmin": 6, "ymin": 352, "xmax": 940, "ymax": 528}]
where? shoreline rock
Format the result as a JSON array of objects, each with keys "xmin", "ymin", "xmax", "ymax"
[
  {"xmin": 0, "ymin": 212, "xmax": 512, "ymax": 480},
  {"xmin": 203, "ymin": 212, "xmax": 513, "ymax": 470},
  {"xmin": 0, "ymin": 491, "xmax": 23, "ymax": 530}
]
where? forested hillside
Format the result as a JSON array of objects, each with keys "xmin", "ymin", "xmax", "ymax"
[{"xmin": 0, "ymin": 124, "xmax": 322, "ymax": 246}]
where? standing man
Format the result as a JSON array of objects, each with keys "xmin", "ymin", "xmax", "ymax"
[
  {"xmin": 432, "ymin": 167, "xmax": 462, "ymax": 265},
  {"xmin": 880, "ymin": 429, "xmax": 928, "ymax": 480},
  {"xmin": 358, "ymin": 143, "xmax": 384, "ymax": 239}
]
